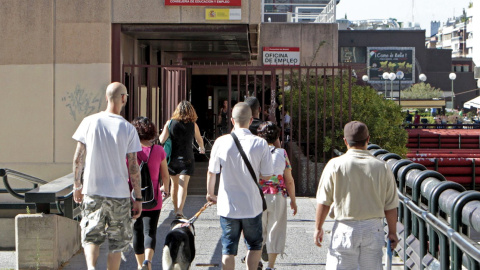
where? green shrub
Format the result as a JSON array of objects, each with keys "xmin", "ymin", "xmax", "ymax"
[
  {"xmin": 284, "ymin": 73, "xmax": 408, "ymax": 157},
  {"xmin": 401, "ymin": 82, "xmax": 444, "ymax": 99}
]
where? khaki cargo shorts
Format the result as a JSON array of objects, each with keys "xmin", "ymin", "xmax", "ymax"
[{"xmin": 80, "ymin": 195, "xmax": 132, "ymax": 253}]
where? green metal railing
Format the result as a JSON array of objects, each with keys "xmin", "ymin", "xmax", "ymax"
[{"xmin": 365, "ymin": 144, "xmax": 480, "ymax": 269}]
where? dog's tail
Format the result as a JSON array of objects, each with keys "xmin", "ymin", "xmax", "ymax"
[{"xmin": 162, "ymin": 246, "xmax": 173, "ymax": 270}]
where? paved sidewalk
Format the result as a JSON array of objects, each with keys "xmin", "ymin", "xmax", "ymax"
[{"xmin": 59, "ymin": 195, "xmax": 403, "ymax": 269}]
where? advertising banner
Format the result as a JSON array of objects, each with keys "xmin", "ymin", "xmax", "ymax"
[
  {"xmin": 367, "ymin": 47, "xmax": 415, "ymax": 83},
  {"xmin": 165, "ymin": 0, "xmax": 241, "ymax": 6},
  {"xmin": 206, "ymin": 9, "xmax": 241, "ymax": 20},
  {"xmin": 263, "ymin": 47, "xmax": 300, "ymax": 66}
]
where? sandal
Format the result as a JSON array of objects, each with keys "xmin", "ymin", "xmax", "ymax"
[
  {"xmin": 141, "ymin": 260, "xmax": 150, "ymax": 270},
  {"xmin": 175, "ymin": 213, "xmax": 187, "ymax": 219}
]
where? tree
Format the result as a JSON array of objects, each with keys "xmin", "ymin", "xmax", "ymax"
[
  {"xmin": 401, "ymin": 82, "xmax": 444, "ymax": 99},
  {"xmin": 284, "ymin": 73, "xmax": 408, "ymax": 158}
]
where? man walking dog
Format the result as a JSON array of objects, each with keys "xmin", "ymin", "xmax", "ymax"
[
  {"xmin": 314, "ymin": 121, "xmax": 399, "ymax": 269},
  {"xmin": 206, "ymin": 102, "xmax": 273, "ymax": 270}
]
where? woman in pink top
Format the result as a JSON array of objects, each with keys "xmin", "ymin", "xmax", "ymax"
[{"xmin": 130, "ymin": 117, "xmax": 170, "ymax": 270}]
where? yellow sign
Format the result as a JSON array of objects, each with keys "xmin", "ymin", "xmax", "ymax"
[{"xmin": 205, "ymin": 9, "xmax": 241, "ymax": 20}]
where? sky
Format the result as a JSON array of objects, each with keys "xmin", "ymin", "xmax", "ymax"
[{"xmin": 336, "ymin": 0, "xmax": 472, "ymax": 36}]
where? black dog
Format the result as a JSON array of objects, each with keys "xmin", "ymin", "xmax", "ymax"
[{"xmin": 162, "ymin": 219, "xmax": 195, "ymax": 270}]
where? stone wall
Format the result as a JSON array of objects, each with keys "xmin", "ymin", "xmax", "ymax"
[{"xmin": 287, "ymin": 142, "xmax": 325, "ymax": 196}]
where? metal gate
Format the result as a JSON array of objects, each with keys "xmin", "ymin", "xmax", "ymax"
[
  {"xmin": 224, "ymin": 66, "xmax": 352, "ymax": 195},
  {"xmin": 122, "ymin": 65, "xmax": 187, "ymax": 131},
  {"xmin": 123, "ymin": 64, "xmax": 352, "ymax": 196}
]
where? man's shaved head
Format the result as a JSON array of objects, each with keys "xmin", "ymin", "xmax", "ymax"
[
  {"xmin": 232, "ymin": 102, "xmax": 252, "ymax": 127},
  {"xmin": 106, "ymin": 82, "xmax": 127, "ymax": 102}
]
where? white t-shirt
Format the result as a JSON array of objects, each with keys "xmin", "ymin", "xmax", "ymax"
[
  {"xmin": 208, "ymin": 128, "xmax": 273, "ymax": 219},
  {"xmin": 72, "ymin": 111, "xmax": 141, "ymax": 198}
]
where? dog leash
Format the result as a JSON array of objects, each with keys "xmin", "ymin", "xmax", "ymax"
[{"xmin": 182, "ymin": 202, "xmax": 213, "ymax": 226}]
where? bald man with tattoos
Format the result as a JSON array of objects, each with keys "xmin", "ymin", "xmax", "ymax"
[{"xmin": 72, "ymin": 82, "xmax": 142, "ymax": 270}]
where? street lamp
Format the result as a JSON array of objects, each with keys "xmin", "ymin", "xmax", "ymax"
[
  {"xmin": 389, "ymin": 72, "xmax": 396, "ymax": 98},
  {"xmin": 382, "ymin": 72, "xmax": 389, "ymax": 97},
  {"xmin": 362, "ymin": 75, "xmax": 369, "ymax": 83},
  {"xmin": 449, "ymin": 72, "xmax": 456, "ymax": 110},
  {"xmin": 419, "ymin": 73, "xmax": 427, "ymax": 82},
  {"xmin": 397, "ymin": 71, "xmax": 404, "ymax": 106}
]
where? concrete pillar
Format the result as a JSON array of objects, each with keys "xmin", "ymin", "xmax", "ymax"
[{"xmin": 16, "ymin": 214, "xmax": 81, "ymax": 270}]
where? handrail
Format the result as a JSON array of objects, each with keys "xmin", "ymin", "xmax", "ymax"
[
  {"xmin": 1, "ymin": 168, "xmax": 77, "ymax": 219},
  {"xmin": 0, "ymin": 168, "xmax": 48, "ymax": 185},
  {"xmin": 369, "ymin": 144, "xmax": 480, "ymax": 269},
  {"xmin": 0, "ymin": 168, "xmax": 48, "ymax": 200},
  {"xmin": 400, "ymin": 193, "xmax": 480, "ymax": 262}
]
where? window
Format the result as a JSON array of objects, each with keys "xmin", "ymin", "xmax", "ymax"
[{"xmin": 339, "ymin": 47, "xmax": 366, "ymax": 63}]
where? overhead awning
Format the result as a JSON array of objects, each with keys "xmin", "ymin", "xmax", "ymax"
[
  {"xmin": 395, "ymin": 99, "xmax": 445, "ymax": 108},
  {"xmin": 464, "ymin": 96, "xmax": 480, "ymax": 109}
]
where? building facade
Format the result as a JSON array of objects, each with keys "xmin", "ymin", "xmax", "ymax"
[
  {"xmin": 434, "ymin": 6, "xmax": 473, "ymax": 59},
  {"xmin": 0, "ymin": 0, "xmax": 338, "ymax": 180},
  {"xmin": 339, "ymin": 30, "xmax": 476, "ymax": 109}
]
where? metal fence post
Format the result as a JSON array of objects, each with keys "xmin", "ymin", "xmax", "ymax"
[
  {"xmin": 451, "ymin": 191, "xmax": 480, "ymax": 270},
  {"xmin": 391, "ymin": 160, "xmax": 413, "ymax": 222},
  {"xmin": 63, "ymin": 196, "xmax": 74, "ymax": 219},
  {"xmin": 428, "ymin": 182, "xmax": 466, "ymax": 257},
  {"xmin": 410, "ymin": 171, "xmax": 445, "ymax": 237},
  {"xmin": 403, "ymin": 196, "xmax": 411, "ymax": 270}
]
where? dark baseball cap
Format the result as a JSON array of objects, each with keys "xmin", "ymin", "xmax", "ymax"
[{"xmin": 344, "ymin": 121, "xmax": 369, "ymax": 142}]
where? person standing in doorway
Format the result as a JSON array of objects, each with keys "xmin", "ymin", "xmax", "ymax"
[
  {"xmin": 314, "ymin": 121, "xmax": 399, "ymax": 269},
  {"xmin": 206, "ymin": 102, "xmax": 274, "ymax": 270},
  {"xmin": 159, "ymin": 100, "xmax": 205, "ymax": 219},
  {"xmin": 130, "ymin": 117, "xmax": 170, "ymax": 270},
  {"xmin": 72, "ymin": 82, "xmax": 142, "ymax": 270},
  {"xmin": 218, "ymin": 99, "xmax": 229, "ymax": 135}
]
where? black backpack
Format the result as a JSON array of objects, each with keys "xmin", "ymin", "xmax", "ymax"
[{"xmin": 132, "ymin": 146, "xmax": 157, "ymax": 209}]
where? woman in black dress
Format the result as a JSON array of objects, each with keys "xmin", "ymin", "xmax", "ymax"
[{"xmin": 159, "ymin": 100, "xmax": 205, "ymax": 218}]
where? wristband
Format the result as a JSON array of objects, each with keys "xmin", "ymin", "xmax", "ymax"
[
  {"xmin": 134, "ymin": 197, "xmax": 144, "ymax": 202},
  {"xmin": 73, "ymin": 184, "xmax": 83, "ymax": 191}
]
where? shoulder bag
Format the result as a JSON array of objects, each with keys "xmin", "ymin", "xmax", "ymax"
[
  {"xmin": 231, "ymin": 133, "xmax": 267, "ymax": 211},
  {"xmin": 163, "ymin": 120, "xmax": 173, "ymax": 164}
]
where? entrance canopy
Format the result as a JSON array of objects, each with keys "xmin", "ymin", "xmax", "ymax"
[
  {"xmin": 122, "ymin": 24, "xmax": 255, "ymax": 64},
  {"xmin": 464, "ymin": 96, "xmax": 480, "ymax": 109}
]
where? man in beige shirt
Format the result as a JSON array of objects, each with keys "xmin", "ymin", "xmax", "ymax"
[{"xmin": 314, "ymin": 121, "xmax": 399, "ymax": 269}]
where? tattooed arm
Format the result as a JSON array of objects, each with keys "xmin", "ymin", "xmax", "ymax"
[
  {"xmin": 127, "ymin": 152, "xmax": 142, "ymax": 219},
  {"xmin": 73, "ymin": 142, "xmax": 86, "ymax": 203}
]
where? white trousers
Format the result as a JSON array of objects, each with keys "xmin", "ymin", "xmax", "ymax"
[
  {"xmin": 262, "ymin": 193, "xmax": 287, "ymax": 254},
  {"xmin": 326, "ymin": 218, "xmax": 384, "ymax": 270}
]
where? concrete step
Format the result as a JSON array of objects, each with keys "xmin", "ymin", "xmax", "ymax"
[{"xmin": 186, "ymin": 160, "xmax": 210, "ymax": 195}]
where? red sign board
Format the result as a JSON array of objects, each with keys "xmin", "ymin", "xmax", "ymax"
[
  {"xmin": 263, "ymin": 47, "xmax": 300, "ymax": 52},
  {"xmin": 165, "ymin": 0, "xmax": 241, "ymax": 6}
]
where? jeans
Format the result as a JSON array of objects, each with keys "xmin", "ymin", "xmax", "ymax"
[{"xmin": 220, "ymin": 213, "xmax": 263, "ymax": 255}]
